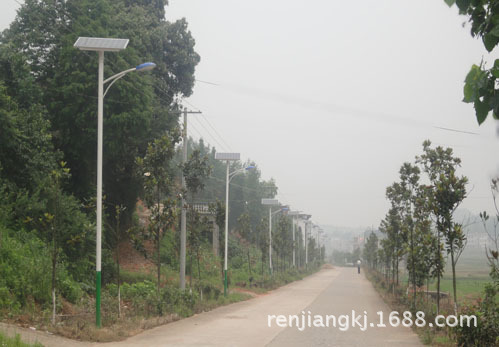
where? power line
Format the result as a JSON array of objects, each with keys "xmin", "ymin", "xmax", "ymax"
[
  {"xmin": 433, "ymin": 126, "xmax": 479, "ymax": 135},
  {"xmin": 181, "ymin": 98, "xmax": 234, "ymax": 152},
  {"xmin": 190, "ymin": 114, "xmax": 230, "ymax": 152},
  {"xmin": 199, "ymin": 113, "xmax": 234, "ymax": 152},
  {"xmin": 195, "ymin": 78, "xmax": 491, "ymax": 138},
  {"xmin": 187, "ymin": 118, "xmax": 207, "ymax": 143},
  {"xmin": 195, "ymin": 79, "xmax": 219, "ymax": 86}
]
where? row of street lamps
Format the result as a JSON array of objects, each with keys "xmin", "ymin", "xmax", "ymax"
[{"xmin": 75, "ymin": 36, "xmax": 321, "ymax": 327}]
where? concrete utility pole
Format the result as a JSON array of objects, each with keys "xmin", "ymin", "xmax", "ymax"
[
  {"xmin": 292, "ymin": 216, "xmax": 295, "ymax": 267},
  {"xmin": 317, "ymin": 228, "xmax": 321, "ymax": 260},
  {"xmin": 269, "ymin": 207, "xmax": 273, "ymax": 274},
  {"xmin": 180, "ymin": 108, "xmax": 202, "ymax": 291},
  {"xmin": 305, "ymin": 221, "xmax": 309, "ymax": 268}
]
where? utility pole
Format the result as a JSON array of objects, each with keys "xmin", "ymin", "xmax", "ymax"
[
  {"xmin": 305, "ymin": 221, "xmax": 309, "ymax": 268},
  {"xmin": 318, "ymin": 228, "xmax": 321, "ymax": 261},
  {"xmin": 180, "ymin": 108, "xmax": 202, "ymax": 291},
  {"xmin": 292, "ymin": 216, "xmax": 295, "ymax": 267},
  {"xmin": 269, "ymin": 207, "xmax": 272, "ymax": 275}
]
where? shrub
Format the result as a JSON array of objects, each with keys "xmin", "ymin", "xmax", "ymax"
[
  {"xmin": 104, "ymin": 280, "xmax": 199, "ymax": 318},
  {"xmin": 0, "ymin": 227, "xmax": 83, "ymax": 310},
  {"xmin": 195, "ymin": 280, "xmax": 221, "ymax": 300},
  {"xmin": 453, "ymin": 283, "xmax": 499, "ymax": 346},
  {"xmin": 161, "ymin": 286, "xmax": 198, "ymax": 316}
]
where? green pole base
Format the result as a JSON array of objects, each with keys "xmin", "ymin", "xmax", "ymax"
[
  {"xmin": 224, "ymin": 269, "xmax": 228, "ymax": 297},
  {"xmin": 96, "ymin": 271, "xmax": 101, "ymax": 328}
]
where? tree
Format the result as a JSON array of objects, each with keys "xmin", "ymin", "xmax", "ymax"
[
  {"xmin": 412, "ymin": 186, "xmax": 437, "ymax": 305},
  {"xmin": 257, "ymin": 217, "xmax": 269, "ymax": 276},
  {"xmin": 0, "ymin": 75, "xmax": 57, "ymax": 195},
  {"xmin": 136, "ymin": 132, "xmax": 179, "ymax": 307},
  {"xmin": 209, "ymin": 199, "xmax": 225, "ymax": 258},
  {"xmin": 1, "ymin": 0, "xmax": 200, "ymax": 227},
  {"xmin": 444, "ymin": 0, "xmax": 499, "ymax": 124},
  {"xmin": 38, "ymin": 162, "xmax": 91, "ymax": 325},
  {"xmin": 379, "ymin": 205, "xmax": 404, "ymax": 294},
  {"xmin": 417, "ymin": 140, "xmax": 468, "ymax": 313},
  {"xmin": 237, "ymin": 213, "xmax": 253, "ymax": 277},
  {"xmin": 480, "ymin": 178, "xmax": 499, "ymax": 284},
  {"xmin": 182, "ymin": 148, "xmax": 212, "ymax": 286},
  {"xmin": 398, "ymin": 163, "xmax": 421, "ymax": 309},
  {"xmin": 274, "ymin": 215, "xmax": 292, "ymax": 271},
  {"xmin": 106, "ymin": 204, "xmax": 126, "ymax": 318},
  {"xmin": 363, "ymin": 232, "xmax": 379, "ymax": 270},
  {"xmin": 383, "ymin": 182, "xmax": 407, "ymax": 291},
  {"xmin": 187, "ymin": 208, "xmax": 205, "ymax": 285},
  {"xmin": 183, "ymin": 149, "xmax": 212, "ymax": 199}
]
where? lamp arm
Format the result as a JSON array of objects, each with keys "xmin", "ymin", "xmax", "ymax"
[
  {"xmin": 103, "ymin": 67, "xmax": 137, "ymax": 97},
  {"xmin": 228, "ymin": 168, "xmax": 245, "ymax": 182},
  {"xmin": 104, "ymin": 67, "xmax": 135, "ymax": 84},
  {"xmin": 272, "ymin": 208, "xmax": 284, "ymax": 216}
]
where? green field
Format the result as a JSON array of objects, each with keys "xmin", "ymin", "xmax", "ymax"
[
  {"xmin": 401, "ymin": 246, "xmax": 493, "ymax": 302},
  {"xmin": 428, "ymin": 275, "xmax": 490, "ymax": 300}
]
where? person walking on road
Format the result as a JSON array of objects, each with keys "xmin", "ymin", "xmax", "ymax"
[{"xmin": 357, "ymin": 259, "xmax": 361, "ymax": 274}]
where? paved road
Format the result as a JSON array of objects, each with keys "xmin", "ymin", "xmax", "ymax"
[
  {"xmin": 1, "ymin": 267, "xmax": 423, "ymax": 346},
  {"xmin": 268, "ymin": 267, "xmax": 422, "ymax": 346},
  {"xmin": 105, "ymin": 268, "xmax": 339, "ymax": 347}
]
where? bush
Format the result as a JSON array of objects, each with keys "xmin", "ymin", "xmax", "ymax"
[
  {"xmin": 57, "ymin": 267, "xmax": 83, "ymax": 304},
  {"xmin": 104, "ymin": 280, "xmax": 199, "ymax": 318},
  {"xmin": 194, "ymin": 279, "xmax": 221, "ymax": 300},
  {"xmin": 161, "ymin": 286, "xmax": 198, "ymax": 316},
  {"xmin": 0, "ymin": 227, "xmax": 83, "ymax": 310},
  {"xmin": 453, "ymin": 283, "xmax": 499, "ymax": 346}
]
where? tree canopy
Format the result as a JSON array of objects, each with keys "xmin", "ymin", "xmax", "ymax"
[{"xmin": 444, "ymin": 0, "xmax": 499, "ymax": 124}]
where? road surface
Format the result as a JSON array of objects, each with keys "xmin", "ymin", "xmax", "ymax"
[
  {"xmin": 268, "ymin": 267, "xmax": 422, "ymax": 346},
  {"xmin": 1, "ymin": 267, "xmax": 423, "ymax": 346}
]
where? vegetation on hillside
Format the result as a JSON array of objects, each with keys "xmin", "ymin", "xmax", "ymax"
[{"xmin": 0, "ymin": 0, "xmax": 324, "ymax": 340}]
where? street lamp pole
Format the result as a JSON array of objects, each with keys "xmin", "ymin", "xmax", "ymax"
[
  {"xmin": 224, "ymin": 160, "xmax": 230, "ymax": 296},
  {"xmin": 262, "ymin": 199, "xmax": 288, "ymax": 275},
  {"xmin": 74, "ymin": 37, "xmax": 155, "ymax": 328},
  {"xmin": 261, "ymin": 199, "xmax": 278, "ymax": 274},
  {"xmin": 288, "ymin": 211, "xmax": 300, "ymax": 267},
  {"xmin": 215, "ymin": 153, "xmax": 254, "ymax": 297},
  {"xmin": 96, "ymin": 50, "xmax": 104, "ymax": 328}
]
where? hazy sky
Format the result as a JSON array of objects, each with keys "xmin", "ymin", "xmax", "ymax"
[{"xmin": 2, "ymin": 1, "xmax": 498, "ymax": 228}]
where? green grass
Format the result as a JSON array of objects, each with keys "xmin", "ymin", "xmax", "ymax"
[
  {"xmin": 399, "ymin": 248, "xmax": 493, "ymax": 303},
  {"xmin": 398, "ymin": 272, "xmax": 491, "ymax": 303},
  {"xmin": 119, "ymin": 269, "xmax": 156, "ymax": 284},
  {"xmin": 0, "ymin": 332, "xmax": 43, "ymax": 347},
  {"xmin": 429, "ymin": 275, "xmax": 490, "ymax": 300}
]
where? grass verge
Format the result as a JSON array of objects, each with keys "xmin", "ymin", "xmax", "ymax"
[{"xmin": 0, "ymin": 332, "xmax": 43, "ymax": 347}]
